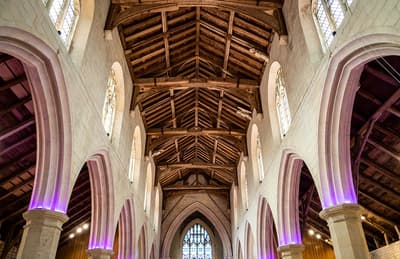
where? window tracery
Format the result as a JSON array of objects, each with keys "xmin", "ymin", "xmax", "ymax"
[
  {"xmin": 182, "ymin": 224, "xmax": 212, "ymax": 259},
  {"xmin": 313, "ymin": 0, "xmax": 352, "ymax": 46},
  {"xmin": 275, "ymin": 68, "xmax": 291, "ymax": 138},
  {"xmin": 102, "ymin": 69, "xmax": 117, "ymax": 138},
  {"xmin": 45, "ymin": 0, "xmax": 80, "ymax": 46}
]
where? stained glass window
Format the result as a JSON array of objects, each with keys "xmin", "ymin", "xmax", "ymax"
[
  {"xmin": 102, "ymin": 69, "xmax": 117, "ymax": 138},
  {"xmin": 275, "ymin": 68, "xmax": 291, "ymax": 138},
  {"xmin": 46, "ymin": 0, "xmax": 79, "ymax": 46},
  {"xmin": 182, "ymin": 224, "xmax": 212, "ymax": 259},
  {"xmin": 314, "ymin": 0, "xmax": 347, "ymax": 46}
]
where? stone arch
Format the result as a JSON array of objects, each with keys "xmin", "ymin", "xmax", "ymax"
[
  {"xmin": 318, "ymin": 33, "xmax": 400, "ymax": 209},
  {"xmin": 257, "ymin": 197, "xmax": 278, "ymax": 259},
  {"xmin": 161, "ymin": 201, "xmax": 233, "ymax": 258},
  {"xmin": 276, "ymin": 149, "xmax": 324, "ymax": 246},
  {"xmin": 138, "ymin": 225, "xmax": 147, "ymax": 259},
  {"xmin": 117, "ymin": 198, "xmax": 136, "ymax": 259},
  {"xmin": 83, "ymin": 150, "xmax": 115, "ymax": 250},
  {"xmin": 237, "ymin": 240, "xmax": 243, "ymax": 259},
  {"xmin": 245, "ymin": 222, "xmax": 256, "ymax": 259},
  {"xmin": 0, "ymin": 26, "xmax": 72, "ymax": 212},
  {"xmin": 297, "ymin": 0, "xmax": 323, "ymax": 61}
]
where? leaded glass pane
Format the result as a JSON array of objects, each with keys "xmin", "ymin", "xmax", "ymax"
[
  {"xmin": 49, "ymin": 0, "xmax": 64, "ymax": 25},
  {"xmin": 316, "ymin": 0, "xmax": 334, "ymax": 45},
  {"xmin": 59, "ymin": 0, "xmax": 77, "ymax": 44},
  {"xmin": 182, "ymin": 224, "xmax": 212, "ymax": 259},
  {"xmin": 256, "ymin": 135, "xmax": 264, "ymax": 182},
  {"xmin": 328, "ymin": 0, "xmax": 344, "ymax": 28}
]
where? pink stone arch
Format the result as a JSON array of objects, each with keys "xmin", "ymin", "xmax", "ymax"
[
  {"xmin": 276, "ymin": 149, "xmax": 323, "ymax": 246},
  {"xmin": 117, "ymin": 198, "xmax": 136, "ymax": 259},
  {"xmin": 245, "ymin": 222, "xmax": 256, "ymax": 259},
  {"xmin": 82, "ymin": 150, "xmax": 116, "ymax": 250},
  {"xmin": 138, "ymin": 224, "xmax": 147, "ymax": 259},
  {"xmin": 0, "ymin": 26, "xmax": 72, "ymax": 212},
  {"xmin": 161, "ymin": 201, "xmax": 233, "ymax": 258},
  {"xmin": 257, "ymin": 197, "xmax": 278, "ymax": 259},
  {"xmin": 318, "ymin": 33, "xmax": 400, "ymax": 209}
]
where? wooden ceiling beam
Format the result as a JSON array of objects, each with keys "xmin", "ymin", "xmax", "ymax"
[
  {"xmin": 367, "ymin": 138, "xmax": 400, "ymax": 161},
  {"xmin": 0, "ymin": 95, "xmax": 32, "ymax": 116},
  {"xmin": 107, "ymin": 1, "xmax": 283, "ymax": 31},
  {"xmin": 360, "ymin": 190, "xmax": 400, "ymax": 216},
  {"xmin": 360, "ymin": 157, "xmax": 400, "ymax": 184},
  {"xmin": 135, "ymin": 77, "xmax": 258, "ymax": 91},
  {"xmin": 0, "ymin": 116, "xmax": 35, "ymax": 142},
  {"xmin": 163, "ymin": 185, "xmax": 230, "ymax": 191},
  {"xmin": 0, "ymin": 177, "xmax": 34, "ymax": 202},
  {"xmin": 0, "ymin": 133, "xmax": 35, "ymax": 157},
  {"xmin": 147, "ymin": 127, "xmax": 245, "ymax": 137},
  {"xmin": 158, "ymin": 162, "xmax": 236, "ymax": 170},
  {"xmin": 195, "ymin": 7, "xmax": 200, "ymax": 78},
  {"xmin": 0, "ymin": 75, "xmax": 27, "ymax": 92}
]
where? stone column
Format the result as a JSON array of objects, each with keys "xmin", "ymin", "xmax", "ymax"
[
  {"xmin": 87, "ymin": 248, "xmax": 114, "ymax": 259},
  {"xmin": 320, "ymin": 203, "xmax": 370, "ymax": 259},
  {"xmin": 277, "ymin": 244, "xmax": 304, "ymax": 259},
  {"xmin": 17, "ymin": 209, "xmax": 69, "ymax": 259}
]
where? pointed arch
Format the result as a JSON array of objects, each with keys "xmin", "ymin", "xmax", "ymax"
[
  {"xmin": 239, "ymin": 161, "xmax": 249, "ymax": 210},
  {"xmin": 85, "ymin": 151, "xmax": 115, "ymax": 250},
  {"xmin": 267, "ymin": 61, "xmax": 282, "ymax": 141},
  {"xmin": 0, "ymin": 26, "xmax": 72, "ymax": 212},
  {"xmin": 237, "ymin": 240, "xmax": 243, "ymax": 259},
  {"xmin": 276, "ymin": 149, "xmax": 323, "ymax": 246},
  {"xmin": 318, "ymin": 33, "xmax": 400, "ymax": 208},
  {"xmin": 110, "ymin": 61, "xmax": 125, "ymax": 145},
  {"xmin": 161, "ymin": 201, "xmax": 233, "ymax": 258},
  {"xmin": 257, "ymin": 197, "xmax": 278, "ymax": 259},
  {"xmin": 138, "ymin": 225, "xmax": 147, "ymax": 259},
  {"xmin": 245, "ymin": 222, "xmax": 256, "ymax": 259},
  {"xmin": 117, "ymin": 198, "xmax": 136, "ymax": 259}
]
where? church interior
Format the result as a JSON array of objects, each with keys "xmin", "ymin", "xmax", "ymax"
[{"xmin": 0, "ymin": 0, "xmax": 399, "ymax": 258}]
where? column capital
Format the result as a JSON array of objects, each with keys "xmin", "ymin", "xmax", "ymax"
[
  {"xmin": 278, "ymin": 244, "xmax": 304, "ymax": 253},
  {"xmin": 87, "ymin": 248, "xmax": 114, "ymax": 257},
  {"xmin": 319, "ymin": 203, "xmax": 363, "ymax": 222},
  {"xmin": 23, "ymin": 209, "xmax": 69, "ymax": 227}
]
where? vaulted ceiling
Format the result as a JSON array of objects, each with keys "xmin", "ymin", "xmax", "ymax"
[{"xmin": 105, "ymin": 0, "xmax": 287, "ymax": 191}]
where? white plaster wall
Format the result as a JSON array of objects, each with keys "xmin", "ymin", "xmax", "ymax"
[
  {"xmin": 232, "ymin": 0, "xmax": 400, "ymax": 256},
  {"xmin": 0, "ymin": 0, "xmax": 160, "ymax": 256}
]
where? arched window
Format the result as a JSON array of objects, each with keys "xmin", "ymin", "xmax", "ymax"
[
  {"xmin": 256, "ymin": 135, "xmax": 264, "ymax": 182},
  {"xmin": 128, "ymin": 138, "xmax": 136, "ymax": 182},
  {"xmin": 275, "ymin": 68, "xmax": 291, "ymax": 138},
  {"xmin": 144, "ymin": 164, "xmax": 153, "ymax": 213},
  {"xmin": 240, "ymin": 162, "xmax": 248, "ymax": 210},
  {"xmin": 102, "ymin": 69, "xmax": 117, "ymax": 138},
  {"xmin": 44, "ymin": 0, "xmax": 80, "ymax": 46},
  {"xmin": 182, "ymin": 224, "xmax": 212, "ymax": 259},
  {"xmin": 313, "ymin": 0, "xmax": 352, "ymax": 46}
]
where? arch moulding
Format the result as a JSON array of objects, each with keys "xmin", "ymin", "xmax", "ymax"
[{"xmin": 161, "ymin": 201, "xmax": 233, "ymax": 259}]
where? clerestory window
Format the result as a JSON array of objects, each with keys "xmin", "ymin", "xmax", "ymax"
[
  {"xmin": 313, "ymin": 0, "xmax": 352, "ymax": 46},
  {"xmin": 275, "ymin": 68, "xmax": 291, "ymax": 138},
  {"xmin": 44, "ymin": 0, "xmax": 80, "ymax": 47},
  {"xmin": 102, "ymin": 69, "xmax": 117, "ymax": 139}
]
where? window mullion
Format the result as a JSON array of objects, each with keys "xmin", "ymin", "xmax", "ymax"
[{"xmin": 321, "ymin": 0, "xmax": 337, "ymax": 32}]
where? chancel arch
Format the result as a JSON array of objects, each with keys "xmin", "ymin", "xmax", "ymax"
[{"xmin": 161, "ymin": 201, "xmax": 232, "ymax": 259}]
